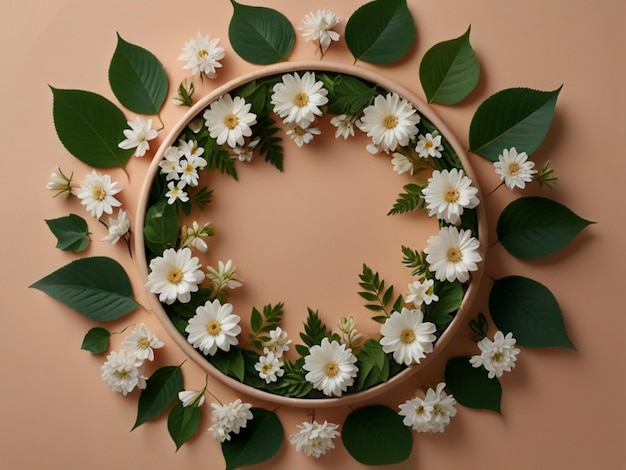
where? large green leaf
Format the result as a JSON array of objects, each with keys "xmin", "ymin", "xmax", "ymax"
[
  {"xmin": 345, "ymin": 0, "xmax": 415, "ymax": 64},
  {"xmin": 50, "ymin": 87, "xmax": 133, "ymax": 168},
  {"xmin": 228, "ymin": 0, "xmax": 295, "ymax": 65},
  {"xmin": 133, "ymin": 366, "xmax": 183, "ymax": 429},
  {"xmin": 489, "ymin": 276, "xmax": 574, "ymax": 349},
  {"xmin": 30, "ymin": 257, "xmax": 139, "ymax": 321},
  {"xmin": 109, "ymin": 33, "xmax": 168, "ymax": 115},
  {"xmin": 222, "ymin": 408, "xmax": 283, "ymax": 470},
  {"xmin": 420, "ymin": 26, "xmax": 480, "ymax": 105},
  {"xmin": 143, "ymin": 199, "xmax": 180, "ymax": 254},
  {"xmin": 468, "ymin": 86, "xmax": 562, "ymax": 161},
  {"xmin": 45, "ymin": 213, "xmax": 90, "ymax": 252},
  {"xmin": 342, "ymin": 405, "xmax": 412, "ymax": 465},
  {"xmin": 497, "ymin": 196, "xmax": 594, "ymax": 260},
  {"xmin": 167, "ymin": 402, "xmax": 202, "ymax": 451},
  {"xmin": 445, "ymin": 357, "xmax": 502, "ymax": 413}
]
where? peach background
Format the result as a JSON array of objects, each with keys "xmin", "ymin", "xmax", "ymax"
[{"xmin": 1, "ymin": 0, "xmax": 624, "ymax": 469}]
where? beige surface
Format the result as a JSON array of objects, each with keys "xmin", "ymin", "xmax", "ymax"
[{"xmin": 1, "ymin": 0, "xmax": 624, "ymax": 469}]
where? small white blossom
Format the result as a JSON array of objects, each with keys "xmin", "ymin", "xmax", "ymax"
[
  {"xmin": 101, "ymin": 209, "xmax": 131, "ymax": 245},
  {"xmin": 262, "ymin": 327, "xmax": 291, "ymax": 358},
  {"xmin": 286, "ymin": 125, "xmax": 321, "ymax": 147},
  {"xmin": 303, "ymin": 338, "xmax": 358, "ymax": 397},
  {"xmin": 271, "ymin": 72, "xmax": 328, "ymax": 128},
  {"xmin": 159, "ymin": 146, "xmax": 183, "ymax": 181},
  {"xmin": 337, "ymin": 316, "xmax": 363, "ymax": 352},
  {"xmin": 179, "ymin": 154, "xmax": 208, "ymax": 187},
  {"xmin": 398, "ymin": 382, "xmax": 457, "ymax": 433},
  {"xmin": 254, "ymin": 351, "xmax": 284, "ymax": 384},
  {"xmin": 118, "ymin": 117, "xmax": 158, "ymax": 157},
  {"xmin": 290, "ymin": 420, "xmax": 340, "ymax": 458},
  {"xmin": 206, "ymin": 259, "xmax": 243, "ymax": 292},
  {"xmin": 422, "ymin": 168, "xmax": 480, "ymax": 225},
  {"xmin": 46, "ymin": 166, "xmax": 75, "ymax": 196},
  {"xmin": 165, "ymin": 181, "xmax": 189, "ymax": 205},
  {"xmin": 185, "ymin": 299, "xmax": 241, "ymax": 356},
  {"xmin": 330, "ymin": 114, "xmax": 357, "ymax": 139},
  {"xmin": 178, "ymin": 389, "xmax": 206, "ymax": 408},
  {"xmin": 380, "ymin": 308, "xmax": 436, "ymax": 366},
  {"xmin": 405, "ymin": 279, "xmax": 439, "ymax": 308},
  {"xmin": 203, "ymin": 93, "xmax": 257, "ymax": 149},
  {"xmin": 494, "ymin": 147, "xmax": 537, "ymax": 190},
  {"xmin": 470, "ymin": 331, "xmax": 521, "ymax": 378},
  {"xmin": 178, "ymin": 33, "xmax": 225, "ymax": 78},
  {"xmin": 100, "ymin": 350, "xmax": 146, "ymax": 396},
  {"xmin": 180, "ymin": 221, "xmax": 214, "ymax": 253},
  {"xmin": 424, "ymin": 226, "xmax": 482, "ymax": 283},
  {"xmin": 76, "ymin": 170, "xmax": 123, "ymax": 218},
  {"xmin": 391, "ymin": 152, "xmax": 414, "ymax": 175},
  {"xmin": 415, "ymin": 132, "xmax": 443, "ymax": 159},
  {"xmin": 299, "ymin": 10, "xmax": 341, "ymax": 54},
  {"xmin": 208, "ymin": 399, "xmax": 253, "ymax": 442},
  {"xmin": 233, "ymin": 137, "xmax": 260, "ymax": 162},
  {"xmin": 145, "ymin": 247, "xmax": 205, "ymax": 305},
  {"xmin": 121, "ymin": 323, "xmax": 164, "ymax": 362}
]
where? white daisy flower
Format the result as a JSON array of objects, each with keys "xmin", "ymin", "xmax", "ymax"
[
  {"xmin": 405, "ymin": 278, "xmax": 439, "ymax": 307},
  {"xmin": 165, "ymin": 181, "xmax": 189, "ymax": 205},
  {"xmin": 299, "ymin": 10, "xmax": 341, "ymax": 54},
  {"xmin": 470, "ymin": 330, "xmax": 521, "ymax": 379},
  {"xmin": 399, "ymin": 382, "xmax": 456, "ymax": 433},
  {"xmin": 76, "ymin": 170, "xmax": 123, "ymax": 218},
  {"xmin": 289, "ymin": 420, "xmax": 340, "ymax": 458},
  {"xmin": 357, "ymin": 93, "xmax": 420, "ymax": 153},
  {"xmin": 206, "ymin": 259, "xmax": 243, "ymax": 292},
  {"xmin": 254, "ymin": 351, "xmax": 284, "ymax": 384},
  {"xmin": 101, "ymin": 209, "xmax": 130, "ymax": 245},
  {"xmin": 208, "ymin": 399, "xmax": 253, "ymax": 442},
  {"xmin": 185, "ymin": 299, "xmax": 241, "ymax": 356},
  {"xmin": 303, "ymin": 338, "xmax": 358, "ymax": 397},
  {"xmin": 391, "ymin": 152, "xmax": 414, "ymax": 175},
  {"xmin": 415, "ymin": 132, "xmax": 444, "ymax": 159},
  {"xmin": 422, "ymin": 168, "xmax": 480, "ymax": 225},
  {"xmin": 178, "ymin": 139, "xmax": 205, "ymax": 159},
  {"xmin": 233, "ymin": 137, "xmax": 260, "ymax": 162},
  {"xmin": 118, "ymin": 117, "xmax": 158, "ymax": 157},
  {"xmin": 203, "ymin": 93, "xmax": 257, "ymax": 149},
  {"xmin": 380, "ymin": 308, "xmax": 436, "ymax": 366},
  {"xmin": 330, "ymin": 113, "xmax": 357, "ymax": 139},
  {"xmin": 121, "ymin": 323, "xmax": 164, "ymax": 362},
  {"xmin": 271, "ymin": 72, "xmax": 329, "ymax": 128},
  {"xmin": 424, "ymin": 226, "xmax": 482, "ymax": 283},
  {"xmin": 145, "ymin": 247, "xmax": 205, "ymax": 305},
  {"xmin": 100, "ymin": 350, "xmax": 146, "ymax": 396},
  {"xmin": 159, "ymin": 146, "xmax": 183, "ymax": 181},
  {"xmin": 179, "ymin": 154, "xmax": 208, "ymax": 187},
  {"xmin": 494, "ymin": 147, "xmax": 537, "ymax": 189},
  {"xmin": 286, "ymin": 125, "xmax": 321, "ymax": 147},
  {"xmin": 262, "ymin": 327, "xmax": 291, "ymax": 358},
  {"xmin": 178, "ymin": 32, "xmax": 225, "ymax": 78},
  {"xmin": 178, "ymin": 389, "xmax": 206, "ymax": 408},
  {"xmin": 46, "ymin": 166, "xmax": 75, "ymax": 196}
]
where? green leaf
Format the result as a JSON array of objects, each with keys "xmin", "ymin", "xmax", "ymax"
[
  {"xmin": 322, "ymin": 74, "xmax": 377, "ymax": 115},
  {"xmin": 257, "ymin": 115, "xmax": 284, "ymax": 172},
  {"xmin": 420, "ymin": 26, "xmax": 480, "ymax": 105},
  {"xmin": 222, "ymin": 408, "xmax": 283, "ymax": 470},
  {"xmin": 497, "ymin": 196, "xmax": 594, "ymax": 260},
  {"xmin": 143, "ymin": 199, "xmax": 180, "ymax": 254},
  {"xmin": 30, "ymin": 257, "xmax": 139, "ymax": 321},
  {"xmin": 205, "ymin": 135, "xmax": 238, "ymax": 180},
  {"xmin": 134, "ymin": 366, "xmax": 183, "ymax": 429},
  {"xmin": 50, "ymin": 87, "xmax": 133, "ymax": 168},
  {"xmin": 345, "ymin": 0, "xmax": 415, "ymax": 65},
  {"xmin": 45, "ymin": 214, "xmax": 90, "ymax": 252},
  {"xmin": 109, "ymin": 33, "xmax": 168, "ymax": 115},
  {"xmin": 228, "ymin": 0, "xmax": 295, "ymax": 65},
  {"xmin": 80, "ymin": 327, "xmax": 111, "ymax": 354},
  {"xmin": 445, "ymin": 357, "xmax": 502, "ymax": 413},
  {"xmin": 469, "ymin": 86, "xmax": 562, "ymax": 161},
  {"xmin": 167, "ymin": 402, "xmax": 202, "ymax": 451},
  {"xmin": 342, "ymin": 405, "xmax": 412, "ymax": 465},
  {"xmin": 489, "ymin": 276, "xmax": 575, "ymax": 349},
  {"xmin": 388, "ymin": 183, "xmax": 425, "ymax": 215}
]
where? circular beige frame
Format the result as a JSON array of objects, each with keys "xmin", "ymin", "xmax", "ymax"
[{"xmin": 135, "ymin": 61, "xmax": 487, "ymax": 408}]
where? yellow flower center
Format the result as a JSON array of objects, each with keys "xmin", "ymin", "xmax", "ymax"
[
  {"xmin": 294, "ymin": 126, "xmax": 307, "ymax": 136},
  {"xmin": 206, "ymin": 320, "xmax": 222, "ymax": 336},
  {"xmin": 167, "ymin": 268, "xmax": 184, "ymax": 284},
  {"xmin": 92, "ymin": 186, "xmax": 106, "ymax": 201},
  {"xmin": 445, "ymin": 188, "xmax": 460, "ymax": 203},
  {"xmin": 224, "ymin": 113, "xmax": 239, "ymax": 130},
  {"xmin": 198, "ymin": 49, "xmax": 209, "ymax": 59},
  {"xmin": 262, "ymin": 364, "xmax": 273, "ymax": 374},
  {"xmin": 400, "ymin": 328, "xmax": 415, "ymax": 344},
  {"xmin": 491, "ymin": 352, "xmax": 504, "ymax": 363},
  {"xmin": 382, "ymin": 114, "xmax": 398, "ymax": 129},
  {"xmin": 508, "ymin": 162, "xmax": 521, "ymax": 176},
  {"xmin": 185, "ymin": 164, "xmax": 194, "ymax": 173},
  {"xmin": 138, "ymin": 338, "xmax": 150, "ymax": 350},
  {"xmin": 114, "ymin": 369, "xmax": 129, "ymax": 379},
  {"xmin": 415, "ymin": 405, "xmax": 425, "ymax": 415},
  {"xmin": 424, "ymin": 140, "xmax": 433, "ymax": 149},
  {"xmin": 446, "ymin": 247, "xmax": 463, "ymax": 263},
  {"xmin": 324, "ymin": 362, "xmax": 339, "ymax": 377},
  {"xmin": 293, "ymin": 92, "xmax": 309, "ymax": 107}
]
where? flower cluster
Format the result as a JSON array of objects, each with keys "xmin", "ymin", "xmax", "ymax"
[
  {"xmin": 158, "ymin": 139, "xmax": 208, "ymax": 205},
  {"xmin": 299, "ymin": 10, "xmax": 342, "ymax": 55},
  {"xmin": 101, "ymin": 324, "xmax": 164, "ymax": 395},
  {"xmin": 290, "ymin": 420, "xmax": 340, "ymax": 457},
  {"xmin": 398, "ymin": 382, "xmax": 457, "ymax": 433},
  {"xmin": 208, "ymin": 399, "xmax": 253, "ymax": 442},
  {"xmin": 470, "ymin": 330, "xmax": 521, "ymax": 378},
  {"xmin": 254, "ymin": 327, "xmax": 291, "ymax": 384}
]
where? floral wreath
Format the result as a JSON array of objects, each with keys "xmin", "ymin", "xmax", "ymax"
[{"xmin": 33, "ymin": 0, "xmax": 594, "ymax": 467}]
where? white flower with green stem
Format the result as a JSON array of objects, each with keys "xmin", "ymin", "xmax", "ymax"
[
  {"xmin": 203, "ymin": 93, "xmax": 257, "ymax": 149},
  {"xmin": 179, "ymin": 154, "xmax": 207, "ymax": 187},
  {"xmin": 391, "ymin": 152, "xmax": 414, "ymax": 175},
  {"xmin": 76, "ymin": 170, "xmax": 123, "ymax": 218},
  {"xmin": 121, "ymin": 323, "xmax": 164, "ymax": 362},
  {"xmin": 299, "ymin": 10, "xmax": 341, "ymax": 55},
  {"xmin": 100, "ymin": 209, "xmax": 131, "ymax": 246},
  {"xmin": 185, "ymin": 299, "xmax": 241, "ymax": 356},
  {"xmin": 46, "ymin": 166, "xmax": 75, "ymax": 197},
  {"xmin": 262, "ymin": 327, "xmax": 291, "ymax": 358},
  {"xmin": 180, "ymin": 221, "xmax": 214, "ymax": 253},
  {"xmin": 165, "ymin": 181, "xmax": 189, "ymax": 205},
  {"xmin": 289, "ymin": 420, "xmax": 340, "ymax": 458},
  {"xmin": 118, "ymin": 117, "xmax": 158, "ymax": 157},
  {"xmin": 424, "ymin": 226, "xmax": 482, "ymax": 283},
  {"xmin": 330, "ymin": 113, "xmax": 358, "ymax": 139},
  {"xmin": 380, "ymin": 308, "xmax": 436, "ymax": 366},
  {"xmin": 405, "ymin": 278, "xmax": 439, "ymax": 308},
  {"xmin": 493, "ymin": 147, "xmax": 537, "ymax": 190},
  {"xmin": 207, "ymin": 259, "xmax": 243, "ymax": 292},
  {"xmin": 254, "ymin": 351, "xmax": 284, "ymax": 384},
  {"xmin": 271, "ymin": 72, "xmax": 328, "ymax": 128},
  {"xmin": 422, "ymin": 168, "xmax": 480, "ymax": 225},
  {"xmin": 470, "ymin": 330, "xmax": 521, "ymax": 378},
  {"xmin": 398, "ymin": 382, "xmax": 457, "ymax": 433},
  {"xmin": 145, "ymin": 247, "xmax": 205, "ymax": 305},
  {"xmin": 415, "ymin": 132, "xmax": 443, "ymax": 158},
  {"xmin": 178, "ymin": 32, "xmax": 225, "ymax": 78}
]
